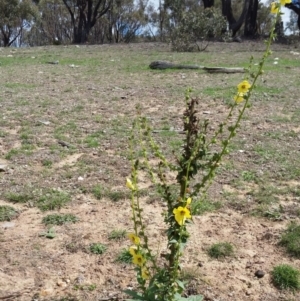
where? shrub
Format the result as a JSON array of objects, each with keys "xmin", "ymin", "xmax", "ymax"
[
  {"xmin": 116, "ymin": 249, "xmax": 133, "ymax": 264},
  {"xmin": 0, "ymin": 205, "xmax": 18, "ymax": 221},
  {"xmin": 42, "ymin": 213, "xmax": 79, "ymax": 225},
  {"xmin": 208, "ymin": 242, "xmax": 234, "ymax": 259},
  {"xmin": 280, "ymin": 222, "xmax": 300, "ymax": 258},
  {"xmin": 36, "ymin": 189, "xmax": 71, "ymax": 211},
  {"xmin": 272, "ymin": 264, "xmax": 300, "ymax": 291},
  {"xmin": 171, "ymin": 8, "xmax": 227, "ymax": 52}
]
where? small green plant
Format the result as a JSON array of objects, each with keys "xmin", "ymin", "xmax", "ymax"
[
  {"xmin": 5, "ymin": 192, "xmax": 33, "ymax": 203},
  {"xmin": 5, "ymin": 148, "xmax": 19, "ymax": 160},
  {"xmin": 0, "ymin": 205, "xmax": 18, "ymax": 221},
  {"xmin": 190, "ymin": 198, "xmax": 221, "ymax": 215},
  {"xmin": 39, "ymin": 227, "xmax": 56, "ymax": 239},
  {"xmin": 108, "ymin": 229, "xmax": 127, "ymax": 240},
  {"xmin": 280, "ymin": 222, "xmax": 300, "ymax": 258},
  {"xmin": 89, "ymin": 243, "xmax": 107, "ymax": 254},
  {"xmin": 84, "ymin": 136, "xmax": 99, "ymax": 148},
  {"xmin": 92, "ymin": 184, "xmax": 104, "ymax": 200},
  {"xmin": 73, "ymin": 284, "xmax": 96, "ymax": 291},
  {"xmin": 36, "ymin": 189, "xmax": 71, "ymax": 211},
  {"xmin": 271, "ymin": 264, "xmax": 300, "ymax": 291},
  {"xmin": 116, "ymin": 248, "xmax": 133, "ymax": 264},
  {"xmin": 107, "ymin": 190, "xmax": 129, "ymax": 202},
  {"xmin": 241, "ymin": 170, "xmax": 256, "ymax": 182},
  {"xmin": 42, "ymin": 214, "xmax": 79, "ymax": 225},
  {"xmin": 65, "ymin": 241, "xmax": 82, "ymax": 253},
  {"xmin": 207, "ymin": 242, "xmax": 234, "ymax": 259},
  {"xmin": 179, "ymin": 267, "xmax": 200, "ymax": 281},
  {"xmin": 42, "ymin": 159, "xmax": 53, "ymax": 167}
]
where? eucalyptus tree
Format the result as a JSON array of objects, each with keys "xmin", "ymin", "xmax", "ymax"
[
  {"xmin": 61, "ymin": 0, "xmax": 112, "ymax": 44},
  {"xmin": 106, "ymin": 0, "xmax": 149, "ymax": 43},
  {"xmin": 0, "ymin": 0, "xmax": 37, "ymax": 46}
]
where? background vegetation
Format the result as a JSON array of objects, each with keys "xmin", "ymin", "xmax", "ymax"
[{"xmin": 0, "ymin": 0, "xmax": 299, "ymax": 48}]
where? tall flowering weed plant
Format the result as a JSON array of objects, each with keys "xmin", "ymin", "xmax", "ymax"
[{"xmin": 125, "ymin": 4, "xmax": 284, "ymax": 301}]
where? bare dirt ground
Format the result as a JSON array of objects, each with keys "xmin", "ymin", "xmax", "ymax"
[{"xmin": 0, "ymin": 42, "xmax": 300, "ymax": 301}]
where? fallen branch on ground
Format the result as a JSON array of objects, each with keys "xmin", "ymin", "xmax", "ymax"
[{"xmin": 149, "ymin": 61, "xmax": 245, "ymax": 73}]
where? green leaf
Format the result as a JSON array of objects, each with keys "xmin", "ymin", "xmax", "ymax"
[
  {"xmin": 176, "ymin": 279, "xmax": 185, "ymax": 290},
  {"xmin": 174, "ymin": 293, "xmax": 204, "ymax": 301},
  {"xmin": 123, "ymin": 290, "xmax": 144, "ymax": 300}
]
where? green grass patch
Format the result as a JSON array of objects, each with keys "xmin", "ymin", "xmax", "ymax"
[
  {"xmin": 5, "ymin": 192, "xmax": 33, "ymax": 203},
  {"xmin": 73, "ymin": 283, "xmax": 97, "ymax": 291},
  {"xmin": 207, "ymin": 242, "xmax": 234, "ymax": 259},
  {"xmin": 280, "ymin": 222, "xmax": 300, "ymax": 258},
  {"xmin": 271, "ymin": 264, "xmax": 300, "ymax": 291},
  {"xmin": 4, "ymin": 83, "xmax": 37, "ymax": 89},
  {"xmin": 5, "ymin": 148, "xmax": 20, "ymax": 160},
  {"xmin": 92, "ymin": 184, "xmax": 105, "ymax": 200},
  {"xmin": 106, "ymin": 190, "xmax": 129, "ymax": 202},
  {"xmin": 248, "ymin": 184, "xmax": 280, "ymax": 205},
  {"xmin": 252, "ymin": 205, "xmax": 283, "ymax": 220},
  {"xmin": 89, "ymin": 243, "xmax": 107, "ymax": 255},
  {"xmin": 108, "ymin": 229, "xmax": 127, "ymax": 240},
  {"xmin": 180, "ymin": 267, "xmax": 200, "ymax": 281},
  {"xmin": 42, "ymin": 213, "xmax": 79, "ymax": 225},
  {"xmin": 190, "ymin": 199, "xmax": 221, "ymax": 215},
  {"xmin": 36, "ymin": 190, "xmax": 71, "ymax": 211},
  {"xmin": 241, "ymin": 170, "xmax": 256, "ymax": 182},
  {"xmin": 0, "ymin": 205, "xmax": 18, "ymax": 221},
  {"xmin": 42, "ymin": 159, "xmax": 53, "ymax": 167},
  {"xmin": 116, "ymin": 249, "xmax": 133, "ymax": 264},
  {"xmin": 202, "ymin": 86, "xmax": 233, "ymax": 99},
  {"xmin": 84, "ymin": 136, "xmax": 99, "ymax": 148}
]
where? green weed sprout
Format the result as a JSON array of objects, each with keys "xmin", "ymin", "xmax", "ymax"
[{"xmin": 124, "ymin": 3, "xmax": 286, "ymax": 301}]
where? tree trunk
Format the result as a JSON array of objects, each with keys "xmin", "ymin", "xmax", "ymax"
[
  {"xmin": 222, "ymin": 0, "xmax": 250, "ymax": 36},
  {"xmin": 62, "ymin": 0, "xmax": 111, "ymax": 44},
  {"xmin": 203, "ymin": 0, "xmax": 214, "ymax": 8},
  {"xmin": 244, "ymin": 0, "xmax": 258, "ymax": 37}
]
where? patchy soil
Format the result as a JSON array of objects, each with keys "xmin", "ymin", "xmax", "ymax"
[{"xmin": 0, "ymin": 42, "xmax": 300, "ymax": 301}]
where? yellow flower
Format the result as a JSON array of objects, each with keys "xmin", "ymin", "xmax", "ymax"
[
  {"xmin": 141, "ymin": 267, "xmax": 150, "ymax": 280},
  {"xmin": 173, "ymin": 206, "xmax": 192, "ymax": 226},
  {"xmin": 234, "ymin": 92, "xmax": 244, "ymax": 103},
  {"xmin": 237, "ymin": 80, "xmax": 251, "ymax": 93},
  {"xmin": 186, "ymin": 197, "xmax": 192, "ymax": 205},
  {"xmin": 126, "ymin": 178, "xmax": 135, "ymax": 190},
  {"xmin": 280, "ymin": 0, "xmax": 291, "ymax": 5},
  {"xmin": 271, "ymin": 2, "xmax": 279, "ymax": 14},
  {"xmin": 132, "ymin": 253, "xmax": 146, "ymax": 266},
  {"xmin": 128, "ymin": 233, "xmax": 140, "ymax": 245},
  {"xmin": 129, "ymin": 245, "xmax": 137, "ymax": 256}
]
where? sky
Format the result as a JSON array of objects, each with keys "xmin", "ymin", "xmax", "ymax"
[{"xmin": 149, "ymin": 0, "xmax": 291, "ymax": 27}]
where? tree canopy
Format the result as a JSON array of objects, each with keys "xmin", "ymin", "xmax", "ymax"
[{"xmin": 0, "ymin": 0, "xmax": 296, "ymax": 47}]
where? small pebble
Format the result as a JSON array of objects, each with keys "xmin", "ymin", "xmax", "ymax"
[
  {"xmin": 255, "ymin": 270, "xmax": 265, "ymax": 278},
  {"xmin": 0, "ymin": 164, "xmax": 7, "ymax": 172}
]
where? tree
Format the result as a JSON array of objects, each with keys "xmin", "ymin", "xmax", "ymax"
[
  {"xmin": 30, "ymin": 0, "xmax": 73, "ymax": 45},
  {"xmin": 61, "ymin": 0, "xmax": 112, "ymax": 44},
  {"xmin": 286, "ymin": 10, "xmax": 299, "ymax": 35},
  {"xmin": 256, "ymin": 1, "xmax": 273, "ymax": 36},
  {"xmin": 285, "ymin": 2, "xmax": 300, "ymax": 30},
  {"xmin": 106, "ymin": 0, "xmax": 148, "ymax": 43},
  {"xmin": 203, "ymin": 0, "xmax": 214, "ymax": 8},
  {"xmin": 222, "ymin": 0, "xmax": 251, "ymax": 36},
  {"xmin": 0, "ymin": 0, "xmax": 37, "ymax": 47},
  {"xmin": 244, "ymin": 0, "xmax": 258, "ymax": 37}
]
